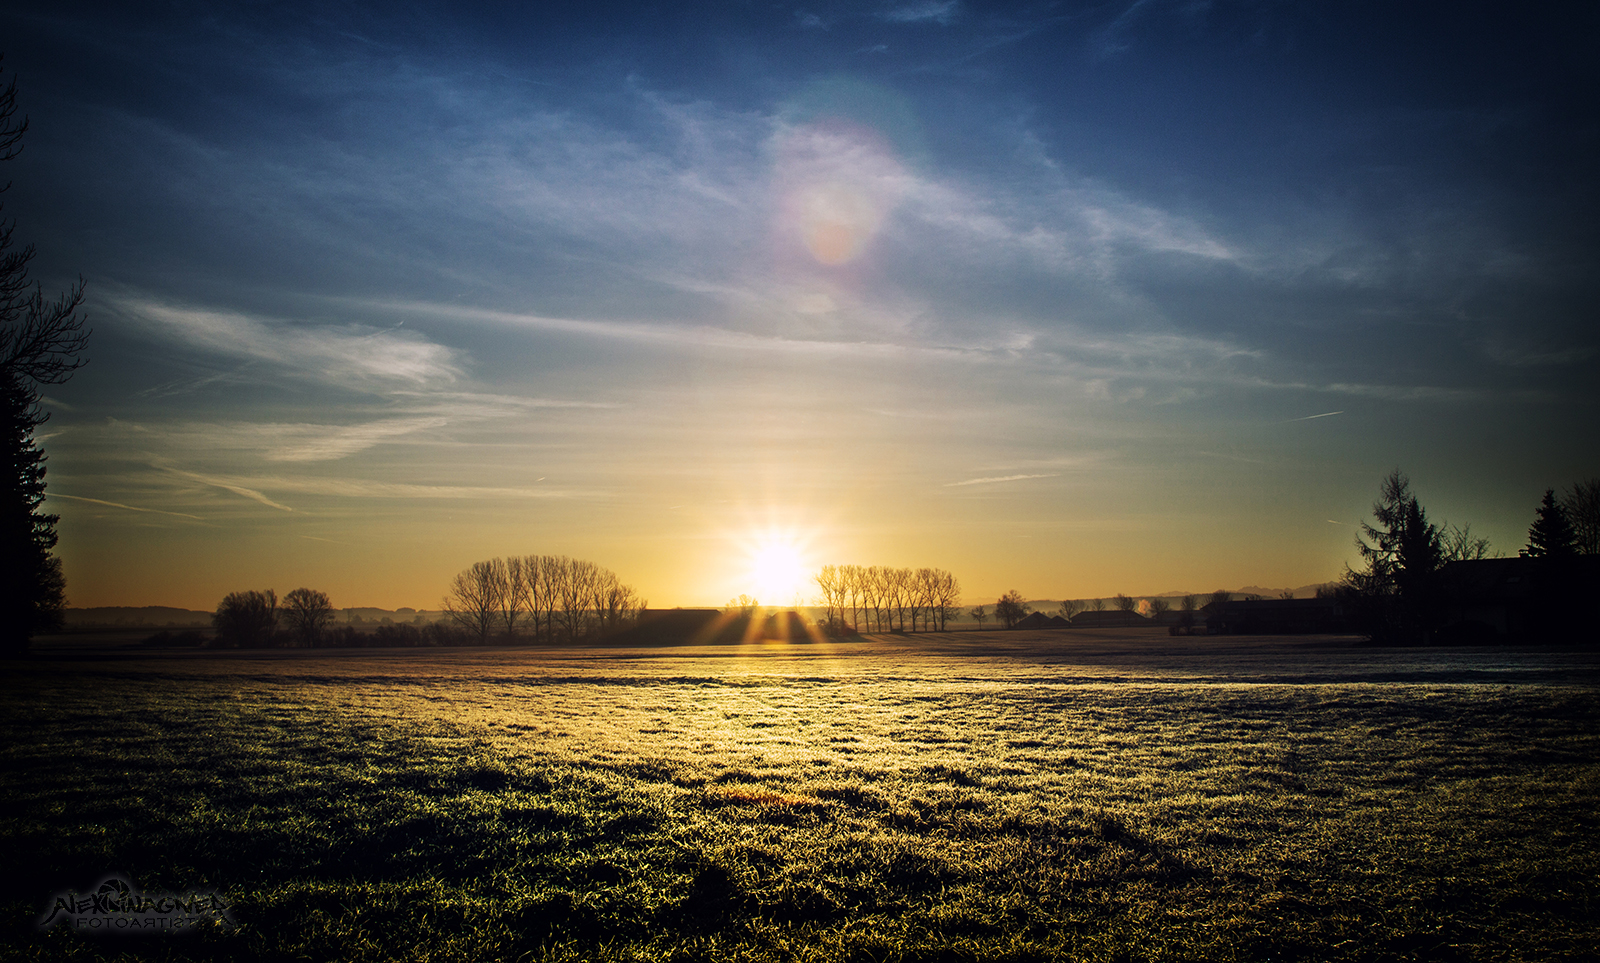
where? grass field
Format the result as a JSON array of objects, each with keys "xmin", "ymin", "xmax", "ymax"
[{"xmin": 3, "ymin": 630, "xmax": 1598, "ymax": 961}]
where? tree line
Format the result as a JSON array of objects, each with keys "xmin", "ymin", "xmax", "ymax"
[
  {"xmin": 442, "ymin": 555, "xmax": 644, "ymax": 644},
  {"xmin": 812, "ymin": 564, "xmax": 962, "ymax": 634},
  {"xmin": 1339, "ymin": 471, "xmax": 1598, "ymax": 644},
  {"xmin": 975, "ymin": 589, "xmax": 1239, "ymax": 630},
  {"xmin": 203, "ymin": 555, "xmax": 643, "ymax": 648}
]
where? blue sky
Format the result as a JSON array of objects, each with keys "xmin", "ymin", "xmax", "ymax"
[{"xmin": 4, "ymin": 1, "xmax": 1597, "ymax": 608}]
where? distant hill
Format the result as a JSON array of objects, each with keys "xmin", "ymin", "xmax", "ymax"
[
  {"xmin": 1020, "ymin": 583, "xmax": 1338, "ymax": 610},
  {"xmin": 64, "ymin": 605, "xmax": 450, "ymax": 628},
  {"xmin": 339, "ymin": 608, "xmax": 445, "ymax": 625},
  {"xmin": 65, "ymin": 607, "xmax": 212, "ymax": 627}
]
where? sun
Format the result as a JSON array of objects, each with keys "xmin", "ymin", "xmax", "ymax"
[{"xmin": 747, "ymin": 538, "xmax": 809, "ymax": 607}]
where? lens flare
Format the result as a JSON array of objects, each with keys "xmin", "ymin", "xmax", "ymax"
[{"xmin": 775, "ymin": 120, "xmax": 904, "ymax": 268}]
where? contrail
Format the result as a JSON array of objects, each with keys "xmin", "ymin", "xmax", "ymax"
[
  {"xmin": 946, "ymin": 473, "xmax": 1060, "ymax": 487},
  {"xmin": 1286, "ymin": 410, "xmax": 1344, "ymax": 422},
  {"xmin": 51, "ymin": 493, "xmax": 204, "ymax": 520}
]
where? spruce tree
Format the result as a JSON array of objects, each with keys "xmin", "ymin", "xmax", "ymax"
[
  {"xmin": 0, "ymin": 374, "xmax": 63, "ymax": 648},
  {"xmin": 1345, "ymin": 470, "xmax": 1448, "ymax": 643},
  {"xmin": 1525, "ymin": 489, "xmax": 1578, "ymax": 558},
  {"xmin": 0, "ymin": 58, "xmax": 90, "ymax": 651}
]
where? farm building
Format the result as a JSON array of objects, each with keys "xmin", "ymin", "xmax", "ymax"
[{"xmin": 1069, "ymin": 610, "xmax": 1151, "ymax": 628}]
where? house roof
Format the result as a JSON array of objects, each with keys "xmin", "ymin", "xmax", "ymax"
[{"xmin": 1068, "ymin": 610, "xmax": 1149, "ymax": 627}]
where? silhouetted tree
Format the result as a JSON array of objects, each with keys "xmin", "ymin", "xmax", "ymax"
[
  {"xmin": 0, "ymin": 57, "xmax": 89, "ymax": 653},
  {"xmin": 445, "ymin": 561, "xmax": 504, "ymax": 644},
  {"xmin": 281, "ymin": 587, "xmax": 333, "ymax": 646},
  {"xmin": 1176, "ymin": 594, "xmax": 1199, "ymax": 632},
  {"xmin": 1526, "ymin": 489, "xmax": 1578, "ymax": 558},
  {"xmin": 1114, "ymin": 593, "xmax": 1136, "ymax": 613},
  {"xmin": 1057, "ymin": 598, "xmax": 1084, "ymax": 620},
  {"xmin": 1, "ymin": 378, "xmax": 62, "ymax": 648},
  {"xmin": 501, "ymin": 556, "xmax": 530, "ymax": 637},
  {"xmin": 814, "ymin": 564, "xmax": 843, "ymax": 630},
  {"xmin": 969, "ymin": 604, "xmax": 988, "ymax": 629},
  {"xmin": 1440, "ymin": 524, "xmax": 1492, "ymax": 562},
  {"xmin": 214, "ymin": 589, "xmax": 278, "ymax": 647},
  {"xmin": 592, "ymin": 566, "xmax": 643, "ymax": 635},
  {"xmin": 1147, "ymin": 597, "xmax": 1171, "ymax": 621},
  {"xmin": 1563, "ymin": 479, "xmax": 1600, "ymax": 555},
  {"xmin": 1343, "ymin": 469, "xmax": 1473, "ymax": 643},
  {"xmin": 995, "ymin": 590, "xmax": 1029, "ymax": 629}
]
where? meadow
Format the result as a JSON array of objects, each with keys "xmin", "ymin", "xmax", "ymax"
[{"xmin": 2, "ymin": 630, "xmax": 1597, "ymax": 961}]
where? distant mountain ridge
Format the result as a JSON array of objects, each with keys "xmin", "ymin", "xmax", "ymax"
[
  {"xmin": 64, "ymin": 607, "xmax": 212, "ymax": 627},
  {"xmin": 64, "ymin": 606, "xmax": 446, "ymax": 627},
  {"xmin": 1021, "ymin": 583, "xmax": 1338, "ymax": 609}
]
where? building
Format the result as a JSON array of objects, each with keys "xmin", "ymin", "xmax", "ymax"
[
  {"xmin": 1434, "ymin": 555, "xmax": 1599, "ymax": 643},
  {"xmin": 1068, "ymin": 610, "xmax": 1151, "ymax": 629},
  {"xmin": 1202, "ymin": 597, "xmax": 1347, "ymax": 635},
  {"xmin": 1013, "ymin": 611, "xmax": 1072, "ymax": 630}
]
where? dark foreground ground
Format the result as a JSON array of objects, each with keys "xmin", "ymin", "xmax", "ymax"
[{"xmin": 2, "ymin": 630, "xmax": 1597, "ymax": 961}]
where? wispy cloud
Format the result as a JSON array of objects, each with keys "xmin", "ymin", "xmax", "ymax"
[
  {"xmin": 946, "ymin": 473, "xmax": 1061, "ymax": 487},
  {"xmin": 182, "ymin": 473, "xmax": 568, "ymax": 501},
  {"xmin": 96, "ymin": 417, "xmax": 452, "ymax": 464},
  {"xmin": 1480, "ymin": 340, "xmax": 1595, "ymax": 367},
  {"xmin": 162, "ymin": 468, "xmax": 295, "ymax": 512},
  {"xmin": 120, "ymin": 299, "xmax": 463, "ymax": 389},
  {"xmin": 49, "ymin": 493, "xmax": 205, "ymax": 520},
  {"xmin": 881, "ymin": 1, "xmax": 962, "ymax": 25},
  {"xmin": 259, "ymin": 418, "xmax": 450, "ymax": 462}
]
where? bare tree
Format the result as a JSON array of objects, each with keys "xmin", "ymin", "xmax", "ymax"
[
  {"xmin": 814, "ymin": 564, "xmax": 843, "ymax": 630},
  {"xmin": 592, "ymin": 568, "xmax": 643, "ymax": 635},
  {"xmin": 844, "ymin": 563, "xmax": 863, "ymax": 633},
  {"xmin": 557, "ymin": 558, "xmax": 601, "ymax": 643},
  {"xmin": 500, "ymin": 556, "xmax": 530, "ymax": 638},
  {"xmin": 932, "ymin": 568, "xmax": 962, "ymax": 630},
  {"xmin": 910, "ymin": 567, "xmax": 934, "ymax": 632},
  {"xmin": 1114, "ymin": 593, "xmax": 1137, "ymax": 613},
  {"xmin": 1565, "ymin": 479, "xmax": 1600, "ymax": 555},
  {"xmin": 869, "ymin": 566, "xmax": 889, "ymax": 632},
  {"xmin": 445, "ymin": 561, "xmax": 504, "ymax": 644},
  {"xmin": 214, "ymin": 589, "xmax": 278, "ymax": 647},
  {"xmin": 970, "ymin": 604, "xmax": 988, "ymax": 629},
  {"xmin": 1147, "ymin": 597, "xmax": 1171, "ymax": 622},
  {"xmin": 1209, "ymin": 589, "xmax": 1232, "ymax": 611},
  {"xmin": 1441, "ymin": 524, "xmax": 1493, "ymax": 562},
  {"xmin": 524, "ymin": 554, "xmax": 557, "ymax": 644},
  {"xmin": 995, "ymin": 590, "xmax": 1030, "ymax": 629},
  {"xmin": 1089, "ymin": 597, "xmax": 1105, "ymax": 612},
  {"xmin": 282, "ymin": 587, "xmax": 333, "ymax": 647},
  {"xmin": 1177, "ymin": 594, "xmax": 1200, "ymax": 631},
  {"xmin": 1058, "ymin": 598, "xmax": 1084, "ymax": 621}
]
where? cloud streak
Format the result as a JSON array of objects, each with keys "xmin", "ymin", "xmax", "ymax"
[
  {"xmin": 121, "ymin": 299, "xmax": 463, "ymax": 389},
  {"xmin": 49, "ymin": 493, "xmax": 205, "ymax": 520},
  {"xmin": 946, "ymin": 473, "xmax": 1061, "ymax": 487},
  {"xmin": 162, "ymin": 468, "xmax": 296, "ymax": 512}
]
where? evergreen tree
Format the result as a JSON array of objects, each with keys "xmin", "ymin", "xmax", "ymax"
[
  {"xmin": 1525, "ymin": 489, "xmax": 1578, "ymax": 558},
  {"xmin": 0, "ymin": 375, "xmax": 63, "ymax": 647},
  {"xmin": 1344, "ymin": 470, "xmax": 1446, "ymax": 643},
  {"xmin": 0, "ymin": 58, "xmax": 90, "ymax": 651}
]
